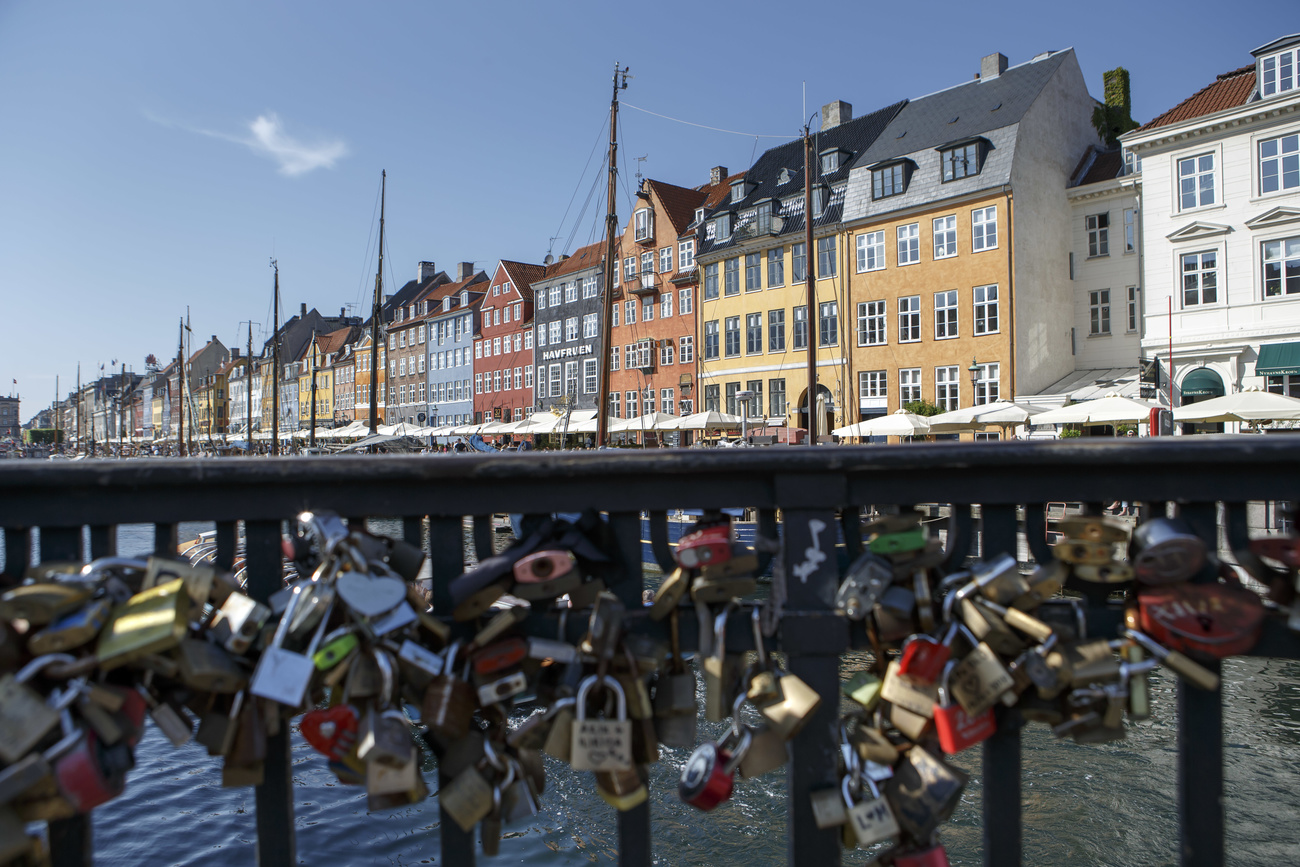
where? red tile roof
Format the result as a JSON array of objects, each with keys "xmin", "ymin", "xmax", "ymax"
[
  {"xmin": 1136, "ymin": 65, "xmax": 1256, "ymax": 132},
  {"xmin": 543, "ymin": 241, "xmax": 604, "ymax": 279},
  {"xmin": 647, "ymin": 179, "xmax": 707, "ymax": 236},
  {"xmin": 698, "ymin": 172, "xmax": 744, "ymax": 209},
  {"xmin": 500, "ymin": 260, "xmax": 547, "ymax": 300}
]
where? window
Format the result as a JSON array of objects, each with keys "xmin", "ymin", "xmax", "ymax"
[
  {"xmin": 418, "ymin": 355, "xmax": 425, "ymax": 374},
  {"xmin": 641, "ymin": 251, "xmax": 654, "ymax": 276},
  {"xmin": 661, "ymin": 388, "xmax": 675, "ymax": 415},
  {"xmin": 548, "ymin": 321, "xmax": 561, "ymax": 344},
  {"xmin": 679, "ymin": 336, "xmax": 694, "ymax": 363},
  {"xmin": 1182, "ymin": 251, "xmax": 1218, "ymax": 305},
  {"xmin": 679, "ymin": 288, "xmax": 693, "ymax": 315},
  {"xmin": 398, "ymin": 357, "xmax": 407, "ymax": 376},
  {"xmin": 609, "ymin": 346, "xmax": 619, "ymax": 371},
  {"xmin": 493, "ymin": 370, "xmax": 501, "ymax": 392},
  {"xmin": 660, "ymin": 247, "xmax": 673, "ymax": 272},
  {"xmin": 1261, "ymin": 47, "xmax": 1299, "ymax": 97},
  {"xmin": 769, "ymin": 378, "xmax": 786, "ymax": 416},
  {"xmin": 583, "ymin": 359, "xmax": 597, "ymax": 394},
  {"xmin": 1087, "ymin": 213, "xmax": 1109, "ymax": 257},
  {"xmin": 746, "ymin": 312, "xmax": 762, "ymax": 354},
  {"xmin": 502, "ymin": 305, "xmax": 511, "ymax": 324},
  {"xmin": 819, "ymin": 301, "xmax": 838, "ymax": 346},
  {"xmin": 1178, "ymin": 154, "xmax": 1215, "ymax": 210},
  {"xmin": 941, "ymin": 142, "xmax": 980, "ymax": 182},
  {"xmin": 583, "ymin": 313, "xmax": 598, "ymax": 339},
  {"xmin": 873, "ymin": 163, "xmax": 906, "ymax": 199},
  {"xmin": 474, "ymin": 342, "xmax": 481, "ymax": 359},
  {"xmin": 679, "ymin": 239, "xmax": 695, "ymax": 270},
  {"xmin": 1127, "ymin": 286, "xmax": 1141, "ymax": 332},
  {"xmin": 550, "ymin": 285, "xmax": 561, "ymax": 307},
  {"xmin": 704, "ymin": 384, "xmax": 720, "ymax": 412},
  {"xmin": 583, "ymin": 276, "xmax": 598, "ymax": 298},
  {"xmin": 1263, "ymin": 237, "xmax": 1300, "ymax": 297},
  {"xmin": 767, "ymin": 309, "xmax": 785, "ymax": 352},
  {"xmin": 897, "ymin": 223, "xmax": 920, "ymax": 265},
  {"xmin": 417, "ymin": 325, "xmax": 425, "ymax": 344},
  {"xmin": 934, "ymin": 290, "xmax": 958, "ymax": 339},
  {"xmin": 611, "ymin": 303, "xmax": 619, "ymax": 328},
  {"xmin": 792, "ymin": 243, "xmax": 807, "ymax": 282},
  {"xmin": 1123, "ymin": 208, "xmax": 1137, "ymax": 254},
  {"xmin": 858, "ymin": 300, "xmax": 886, "ymax": 346},
  {"xmin": 755, "ymin": 201, "xmax": 774, "ymax": 236},
  {"xmin": 610, "ymin": 392, "xmax": 621, "ymax": 418},
  {"xmin": 475, "ymin": 373, "xmax": 482, "ymax": 394},
  {"xmin": 745, "ymin": 253, "xmax": 762, "ymax": 291},
  {"xmin": 714, "ymin": 213, "xmax": 731, "ymax": 239},
  {"xmin": 935, "ymin": 366, "xmax": 960, "ymax": 411},
  {"xmin": 932, "ymin": 215, "xmax": 957, "ymax": 259},
  {"xmin": 725, "ymin": 382, "xmax": 740, "ymax": 416},
  {"xmin": 860, "ymin": 370, "xmax": 887, "ymax": 400},
  {"xmin": 564, "ymin": 361, "xmax": 578, "ymax": 395},
  {"xmin": 564, "ymin": 282, "xmax": 577, "ymax": 304},
  {"xmin": 704, "ymin": 263, "xmax": 719, "ymax": 299},
  {"xmin": 974, "ymin": 363, "xmax": 999, "ymax": 405},
  {"xmin": 535, "ymin": 291, "xmax": 546, "ymax": 310},
  {"xmin": 1260, "ymin": 133, "xmax": 1300, "ymax": 194},
  {"xmin": 793, "ymin": 306, "xmax": 808, "ymax": 350},
  {"xmin": 635, "ymin": 208, "xmax": 652, "ymax": 241},
  {"xmin": 812, "ymin": 185, "xmax": 827, "ymax": 217},
  {"xmin": 514, "ymin": 333, "xmax": 521, "ymax": 352},
  {"xmin": 817, "ymin": 237, "xmax": 837, "ymax": 277},
  {"xmin": 724, "ymin": 258, "xmax": 740, "ymax": 295},
  {"xmin": 660, "ymin": 292, "xmax": 673, "ymax": 319},
  {"xmin": 514, "ymin": 367, "xmax": 522, "ymax": 390},
  {"xmin": 1124, "ymin": 149, "xmax": 1142, "ymax": 176},
  {"xmin": 493, "ymin": 336, "xmax": 501, "ymax": 355},
  {"xmin": 973, "ymin": 285, "xmax": 999, "ymax": 335},
  {"xmin": 643, "ymin": 388, "xmax": 656, "ymax": 414},
  {"xmin": 625, "ymin": 300, "xmax": 635, "ymax": 325},
  {"xmin": 641, "ymin": 297, "xmax": 654, "ymax": 323},
  {"xmin": 524, "ymin": 330, "xmax": 533, "ymax": 350},
  {"xmin": 724, "ymin": 316, "xmax": 741, "ymax": 357},
  {"xmin": 660, "ymin": 340, "xmax": 674, "ymax": 366},
  {"xmin": 626, "ymin": 390, "xmax": 639, "ymax": 418},
  {"xmin": 743, "ymin": 381, "xmax": 763, "ymax": 416},
  {"xmin": 1089, "ymin": 290, "xmax": 1111, "ymax": 335},
  {"xmin": 856, "ymin": 231, "xmax": 885, "ymax": 272},
  {"xmin": 900, "ymin": 368, "xmax": 922, "ymax": 404},
  {"xmin": 704, "ymin": 321, "xmax": 719, "ymax": 359},
  {"xmin": 768, "ymin": 247, "xmax": 784, "ymax": 286},
  {"xmin": 624, "ymin": 257, "xmax": 636, "ymax": 281},
  {"xmin": 821, "ymin": 151, "xmax": 839, "ymax": 173}
]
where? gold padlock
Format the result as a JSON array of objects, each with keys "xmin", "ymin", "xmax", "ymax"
[
  {"xmin": 97, "ymin": 578, "xmax": 190, "ymax": 671},
  {"xmin": 648, "ymin": 568, "xmax": 690, "ymax": 621},
  {"xmin": 948, "ymin": 643, "xmax": 1015, "ymax": 717}
]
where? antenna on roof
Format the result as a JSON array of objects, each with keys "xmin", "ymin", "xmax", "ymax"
[{"xmin": 634, "ymin": 154, "xmax": 648, "ymax": 185}]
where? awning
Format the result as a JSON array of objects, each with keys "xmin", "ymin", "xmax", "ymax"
[
  {"xmin": 1180, "ymin": 367, "xmax": 1225, "ymax": 399},
  {"xmin": 1256, "ymin": 342, "xmax": 1300, "ymax": 376}
]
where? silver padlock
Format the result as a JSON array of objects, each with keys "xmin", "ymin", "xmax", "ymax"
[{"xmin": 250, "ymin": 585, "xmax": 334, "ymax": 708}]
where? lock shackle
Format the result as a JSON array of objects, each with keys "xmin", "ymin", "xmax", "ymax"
[
  {"xmin": 79, "ymin": 557, "xmax": 149, "ymax": 579},
  {"xmin": 442, "ymin": 641, "xmax": 462, "ymax": 676},
  {"xmin": 269, "ymin": 583, "xmax": 306, "ymax": 649},
  {"xmin": 302, "ymin": 598, "xmax": 336, "ymax": 657},
  {"xmin": 937, "ymin": 659, "xmax": 958, "ymax": 705},
  {"xmin": 482, "ymin": 737, "xmax": 508, "ymax": 774},
  {"xmin": 730, "ymin": 691, "xmax": 749, "ymax": 740},
  {"xmin": 373, "ymin": 649, "xmax": 396, "ymax": 705},
  {"xmin": 17, "ymin": 653, "xmax": 79, "ymax": 684},
  {"xmin": 575, "ymin": 674, "xmax": 626, "ymax": 720},
  {"xmin": 711, "ymin": 599, "xmax": 739, "ymax": 664},
  {"xmin": 718, "ymin": 726, "xmax": 752, "ymax": 776},
  {"xmin": 838, "ymin": 722, "xmax": 862, "ymax": 784},
  {"xmin": 750, "ymin": 606, "xmax": 768, "ymax": 670}
]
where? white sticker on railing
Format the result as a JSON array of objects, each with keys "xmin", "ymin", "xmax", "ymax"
[{"xmin": 792, "ymin": 518, "xmax": 827, "ymax": 584}]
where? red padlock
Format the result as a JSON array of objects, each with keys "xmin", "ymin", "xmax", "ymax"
[
  {"xmin": 894, "ymin": 841, "xmax": 951, "ymax": 867},
  {"xmin": 300, "ymin": 704, "xmax": 360, "ymax": 760},
  {"xmin": 1138, "ymin": 581, "xmax": 1264, "ymax": 659},
  {"xmin": 113, "ymin": 685, "xmax": 148, "ymax": 748},
  {"xmin": 472, "ymin": 637, "xmax": 529, "ymax": 677},
  {"xmin": 678, "ymin": 727, "xmax": 750, "ymax": 811},
  {"xmin": 675, "ymin": 523, "xmax": 733, "ymax": 570},
  {"xmin": 898, "ymin": 633, "xmax": 950, "ymax": 684},
  {"xmin": 933, "ymin": 661, "xmax": 996, "ymax": 755},
  {"xmin": 53, "ymin": 729, "xmax": 132, "ymax": 813},
  {"xmin": 1249, "ymin": 535, "xmax": 1300, "ymax": 568}
]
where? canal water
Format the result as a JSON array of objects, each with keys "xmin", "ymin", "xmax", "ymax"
[{"xmin": 3, "ymin": 523, "xmax": 1300, "ymax": 865}]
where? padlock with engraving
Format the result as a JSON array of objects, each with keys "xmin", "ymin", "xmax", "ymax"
[
  {"xmin": 97, "ymin": 577, "xmax": 190, "ymax": 670},
  {"xmin": 948, "ymin": 642, "xmax": 1015, "ymax": 717},
  {"xmin": 300, "ymin": 702, "xmax": 360, "ymax": 761},
  {"xmin": 512, "ymin": 549, "xmax": 583, "ymax": 601},
  {"xmin": 885, "ymin": 745, "xmax": 969, "ymax": 841},
  {"xmin": 28, "ymin": 598, "xmax": 112, "ymax": 656},
  {"xmin": 873, "ymin": 586, "xmax": 918, "ymax": 643},
  {"xmin": 843, "ymin": 773, "xmax": 901, "ymax": 849},
  {"xmin": 881, "ymin": 660, "xmax": 939, "ymax": 720},
  {"xmin": 933, "ymin": 660, "xmax": 996, "ymax": 755},
  {"xmin": 250, "ymin": 586, "xmax": 333, "ymax": 708},
  {"xmin": 835, "ymin": 550, "xmax": 893, "ymax": 621},
  {"xmin": 570, "ymin": 675, "xmax": 633, "ymax": 772},
  {"xmin": 1131, "ymin": 517, "xmax": 1206, "ymax": 584},
  {"xmin": 176, "ymin": 638, "xmax": 248, "ymax": 693},
  {"xmin": 422, "ymin": 643, "xmax": 479, "ymax": 745},
  {"xmin": 210, "ymin": 591, "xmax": 272, "ymax": 656},
  {"xmin": 472, "ymin": 637, "xmax": 529, "ymax": 707},
  {"xmin": 440, "ymin": 764, "xmax": 496, "ymax": 833},
  {"xmin": 1137, "ymin": 579, "xmax": 1265, "ymax": 659},
  {"xmin": 679, "ymin": 726, "xmax": 750, "ymax": 811}
]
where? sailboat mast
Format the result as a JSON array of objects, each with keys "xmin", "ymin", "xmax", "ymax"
[
  {"xmin": 271, "ymin": 259, "xmax": 281, "ymax": 456},
  {"xmin": 369, "ymin": 170, "xmax": 386, "ymax": 435},
  {"xmin": 177, "ymin": 318, "xmax": 185, "ymax": 457},
  {"xmin": 595, "ymin": 64, "xmax": 629, "ymax": 449},
  {"xmin": 803, "ymin": 126, "xmax": 818, "ymax": 446}
]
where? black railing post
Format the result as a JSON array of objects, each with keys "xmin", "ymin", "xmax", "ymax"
[
  {"xmin": 980, "ymin": 504, "xmax": 1022, "ymax": 867},
  {"xmin": 88, "ymin": 525, "xmax": 115, "ymax": 559},
  {"xmin": 780, "ymin": 500, "xmax": 842, "ymax": 867},
  {"xmin": 2, "ymin": 527, "xmax": 30, "ymax": 583},
  {"xmin": 609, "ymin": 510, "xmax": 651, "ymax": 867},
  {"xmin": 245, "ymin": 519, "xmax": 295, "ymax": 867},
  {"xmin": 153, "ymin": 523, "xmax": 178, "ymax": 558}
]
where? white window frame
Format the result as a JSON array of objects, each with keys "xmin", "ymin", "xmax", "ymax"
[
  {"xmin": 659, "ymin": 247, "xmax": 673, "ymax": 273},
  {"xmin": 974, "ymin": 363, "xmax": 999, "ymax": 405},
  {"xmin": 1176, "ymin": 151, "xmax": 1217, "ymax": 212},
  {"xmin": 856, "ymin": 231, "xmax": 885, "ymax": 272},
  {"xmin": 971, "ymin": 206, "xmax": 997, "ymax": 252},
  {"xmin": 1263, "ymin": 236, "xmax": 1300, "ymax": 298},
  {"xmin": 635, "ymin": 208, "xmax": 653, "ymax": 242},
  {"xmin": 973, "ymin": 284, "xmax": 999, "ymax": 335},
  {"xmin": 859, "ymin": 369, "xmax": 887, "ymax": 399},
  {"xmin": 1181, "ymin": 249, "xmax": 1219, "ymax": 307},
  {"xmin": 858, "ymin": 300, "xmax": 886, "ymax": 347},
  {"xmin": 1126, "ymin": 286, "xmax": 1141, "ymax": 333},
  {"xmin": 678, "ymin": 239, "xmax": 695, "ymax": 270},
  {"xmin": 582, "ymin": 313, "xmax": 598, "ymax": 339},
  {"xmin": 1261, "ymin": 48, "xmax": 1299, "ymax": 97},
  {"xmin": 565, "ymin": 317, "xmax": 578, "ymax": 342},
  {"xmin": 897, "ymin": 223, "xmax": 920, "ymax": 266},
  {"xmin": 660, "ymin": 292, "xmax": 673, "ymax": 319},
  {"xmin": 932, "ymin": 215, "xmax": 957, "ymax": 259},
  {"xmin": 935, "ymin": 366, "xmax": 960, "ymax": 411},
  {"xmin": 1089, "ymin": 289, "xmax": 1111, "ymax": 335},
  {"xmin": 679, "ymin": 336, "xmax": 694, "ymax": 364},
  {"xmin": 1259, "ymin": 132, "xmax": 1300, "ymax": 195},
  {"xmin": 679, "ymin": 287, "xmax": 693, "ymax": 315},
  {"xmin": 660, "ymin": 340, "xmax": 675, "ymax": 366},
  {"xmin": 1087, "ymin": 213, "xmax": 1109, "ymax": 257},
  {"xmin": 899, "ymin": 368, "xmax": 922, "ymax": 404},
  {"xmin": 564, "ymin": 282, "xmax": 577, "ymax": 304},
  {"xmin": 583, "ymin": 276, "xmax": 598, "ymax": 298},
  {"xmin": 583, "ymin": 358, "xmax": 598, "ymax": 394},
  {"xmin": 934, "ymin": 290, "xmax": 958, "ymax": 339},
  {"xmin": 898, "ymin": 295, "xmax": 921, "ymax": 343},
  {"xmin": 1123, "ymin": 208, "xmax": 1137, "ymax": 254}
]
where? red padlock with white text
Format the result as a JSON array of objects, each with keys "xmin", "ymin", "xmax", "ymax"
[
  {"xmin": 933, "ymin": 660, "xmax": 996, "ymax": 755},
  {"xmin": 678, "ymin": 727, "xmax": 750, "ymax": 811}
]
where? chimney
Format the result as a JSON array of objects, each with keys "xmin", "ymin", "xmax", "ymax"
[
  {"xmin": 340, "ymin": 307, "xmax": 346, "ymax": 319},
  {"xmin": 417, "ymin": 261, "xmax": 438, "ymax": 282},
  {"xmin": 300, "ymin": 303, "xmax": 307, "ymax": 318},
  {"xmin": 457, "ymin": 262, "xmax": 474, "ymax": 281},
  {"xmin": 211, "ymin": 335, "xmax": 217, "ymax": 343},
  {"xmin": 710, "ymin": 166, "xmax": 728, "ymax": 185},
  {"xmin": 981, "ymin": 52, "xmax": 1009, "ymax": 81},
  {"xmin": 232, "ymin": 348, "xmax": 241, "ymax": 360},
  {"xmin": 821, "ymin": 100, "xmax": 852, "ymax": 129}
]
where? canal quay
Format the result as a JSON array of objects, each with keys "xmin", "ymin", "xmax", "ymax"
[{"xmin": 0, "ymin": 438, "xmax": 1298, "ymax": 867}]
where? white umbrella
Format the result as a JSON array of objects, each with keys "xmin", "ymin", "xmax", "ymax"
[
  {"xmin": 512, "ymin": 412, "xmax": 564, "ymax": 434},
  {"xmin": 833, "ymin": 409, "xmax": 931, "ymax": 438},
  {"xmin": 927, "ymin": 401, "xmax": 1052, "ymax": 434},
  {"xmin": 567, "ymin": 415, "xmax": 620, "ymax": 433},
  {"xmin": 667, "ymin": 410, "xmax": 744, "ymax": 431},
  {"xmin": 612, "ymin": 412, "xmax": 679, "ymax": 432},
  {"xmin": 1028, "ymin": 393, "xmax": 1158, "ymax": 426},
  {"xmin": 1172, "ymin": 387, "xmax": 1300, "ymax": 423}
]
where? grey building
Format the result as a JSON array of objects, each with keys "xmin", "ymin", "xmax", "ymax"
[
  {"xmin": 531, "ymin": 242, "xmax": 605, "ymax": 413},
  {"xmin": 0, "ymin": 396, "xmax": 19, "ymax": 440}
]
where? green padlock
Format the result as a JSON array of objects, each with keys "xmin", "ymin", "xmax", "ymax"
[
  {"xmin": 868, "ymin": 526, "xmax": 927, "ymax": 555},
  {"xmin": 843, "ymin": 671, "xmax": 883, "ymax": 711},
  {"xmin": 313, "ymin": 627, "xmax": 359, "ymax": 670}
]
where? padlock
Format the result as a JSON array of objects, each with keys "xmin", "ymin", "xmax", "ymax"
[
  {"xmin": 28, "ymin": 598, "xmax": 112, "ymax": 655},
  {"xmin": 652, "ymin": 610, "xmax": 698, "ymax": 748},
  {"xmin": 135, "ymin": 685, "xmax": 193, "ymax": 747},
  {"xmin": 249, "ymin": 585, "xmax": 334, "ymax": 708},
  {"xmin": 649, "ymin": 567, "xmax": 690, "ymax": 621},
  {"xmin": 692, "ymin": 545, "xmax": 760, "ymax": 602},
  {"xmin": 357, "ymin": 707, "xmax": 415, "ymax": 769},
  {"xmin": 500, "ymin": 756, "xmax": 542, "ymax": 822},
  {"xmin": 702, "ymin": 603, "xmax": 742, "ymax": 722},
  {"xmin": 312, "ymin": 627, "xmax": 359, "ymax": 670},
  {"xmin": 439, "ymin": 765, "xmax": 496, "ymax": 833},
  {"xmin": 1009, "ymin": 634, "xmax": 1067, "ymax": 698},
  {"xmin": 472, "ymin": 637, "xmax": 529, "ymax": 707},
  {"xmin": 895, "ymin": 840, "xmax": 953, "ymax": 867},
  {"xmin": 1057, "ymin": 515, "xmax": 1129, "ymax": 544},
  {"xmin": 869, "ymin": 526, "xmax": 927, "ymax": 556},
  {"xmin": 1012, "ymin": 560, "xmax": 1067, "ymax": 610},
  {"xmin": 581, "ymin": 592, "xmax": 625, "ymax": 663},
  {"xmin": 970, "ymin": 598, "xmax": 1055, "ymax": 645},
  {"xmin": 1073, "ymin": 561, "xmax": 1136, "ymax": 583},
  {"xmin": 176, "ymin": 638, "xmax": 248, "ymax": 693},
  {"xmin": 887, "ymin": 702, "xmax": 932, "ymax": 742},
  {"xmin": 209, "ymin": 591, "xmax": 272, "ymax": 655},
  {"xmin": 223, "ymin": 694, "xmax": 268, "ymax": 785},
  {"xmin": 143, "ymin": 556, "xmax": 218, "ymax": 606},
  {"xmin": 745, "ymin": 606, "xmax": 782, "ymax": 707},
  {"xmin": 52, "ymin": 726, "xmax": 132, "ymax": 813},
  {"xmin": 881, "ymin": 660, "xmax": 939, "ymax": 720},
  {"xmin": 1132, "ymin": 517, "xmax": 1206, "ymax": 584},
  {"xmin": 811, "ymin": 784, "xmax": 848, "ymax": 830},
  {"xmin": 1137, "ymin": 581, "xmax": 1264, "ymax": 659},
  {"xmin": 395, "ymin": 638, "xmax": 443, "ymax": 691},
  {"xmin": 0, "ymin": 654, "xmax": 68, "ymax": 763},
  {"xmin": 897, "ymin": 632, "xmax": 951, "ymax": 685},
  {"xmin": 1121, "ymin": 641, "xmax": 1150, "ymax": 720},
  {"xmin": 678, "ymin": 726, "xmax": 750, "ymax": 811},
  {"xmin": 873, "ymin": 586, "xmax": 917, "ymax": 643},
  {"xmin": 470, "ymin": 606, "xmax": 530, "ymax": 650},
  {"xmin": 842, "ymin": 773, "xmax": 901, "ymax": 848},
  {"xmin": 835, "ymin": 550, "xmax": 893, "ymax": 620},
  {"xmin": 541, "ymin": 696, "xmax": 577, "ymax": 762},
  {"xmin": 843, "ymin": 671, "xmax": 883, "ymax": 711},
  {"xmin": 96, "ymin": 577, "xmax": 190, "ymax": 670},
  {"xmin": 0, "ymin": 582, "xmax": 94, "ymax": 626},
  {"xmin": 300, "ymin": 703, "xmax": 360, "ymax": 760},
  {"xmin": 947, "ymin": 642, "xmax": 1014, "ymax": 717},
  {"xmin": 595, "ymin": 765, "xmax": 649, "ymax": 811},
  {"xmin": 1123, "ymin": 627, "xmax": 1220, "ymax": 691},
  {"xmin": 675, "ymin": 521, "xmax": 733, "ymax": 569},
  {"xmin": 1054, "ymin": 538, "xmax": 1114, "ymax": 566},
  {"xmin": 570, "ymin": 675, "xmax": 633, "ymax": 772},
  {"xmin": 933, "ymin": 660, "xmax": 996, "ymax": 755},
  {"xmin": 913, "ymin": 568, "xmax": 937, "ymax": 633},
  {"xmin": 959, "ymin": 597, "xmax": 1025, "ymax": 656},
  {"xmin": 616, "ymin": 657, "xmax": 659, "ymax": 766},
  {"xmin": 1050, "ymin": 638, "xmax": 1123, "ymax": 687},
  {"xmin": 364, "ymin": 600, "xmax": 417, "ymax": 638},
  {"xmin": 969, "ymin": 553, "xmax": 1031, "ymax": 605},
  {"xmin": 848, "ymin": 721, "xmax": 900, "ymax": 765},
  {"xmin": 885, "ymin": 745, "xmax": 969, "ymax": 841},
  {"xmin": 511, "ymin": 549, "xmax": 582, "ymax": 600},
  {"xmin": 366, "ymin": 751, "xmax": 426, "ymax": 811}
]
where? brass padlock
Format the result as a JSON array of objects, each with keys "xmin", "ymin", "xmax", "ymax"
[
  {"xmin": 439, "ymin": 765, "xmax": 495, "ymax": 832},
  {"xmin": 649, "ymin": 568, "xmax": 690, "ymax": 621},
  {"xmin": 0, "ymin": 655, "xmax": 65, "ymax": 763},
  {"xmin": 97, "ymin": 578, "xmax": 190, "ymax": 671},
  {"xmin": 745, "ymin": 607, "xmax": 782, "ymax": 708},
  {"xmin": 971, "ymin": 553, "xmax": 1031, "ymax": 605},
  {"xmin": 959, "ymin": 597, "xmax": 1025, "ymax": 656},
  {"xmin": 880, "ymin": 660, "xmax": 938, "ymax": 720},
  {"xmin": 569, "ymin": 675, "xmax": 633, "ymax": 772},
  {"xmin": 702, "ymin": 604, "xmax": 742, "ymax": 722},
  {"xmin": 885, "ymin": 746, "xmax": 969, "ymax": 841},
  {"xmin": 1012, "ymin": 561, "xmax": 1067, "ymax": 610},
  {"xmin": 948, "ymin": 643, "xmax": 1015, "ymax": 717},
  {"xmin": 28, "ymin": 599, "xmax": 112, "ymax": 656},
  {"xmin": 0, "ymin": 582, "xmax": 94, "ymax": 626},
  {"xmin": 176, "ymin": 638, "xmax": 248, "ymax": 694}
]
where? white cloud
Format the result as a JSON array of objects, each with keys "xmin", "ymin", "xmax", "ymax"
[{"xmin": 148, "ymin": 111, "xmax": 348, "ymax": 176}]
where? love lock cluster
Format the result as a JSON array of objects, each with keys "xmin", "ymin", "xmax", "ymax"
[{"xmin": 824, "ymin": 511, "xmax": 1270, "ymax": 865}]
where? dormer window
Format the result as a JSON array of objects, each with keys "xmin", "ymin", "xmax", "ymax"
[
  {"xmin": 939, "ymin": 138, "xmax": 987, "ymax": 182},
  {"xmin": 777, "ymin": 168, "xmax": 791, "ymax": 185},
  {"xmin": 730, "ymin": 181, "xmax": 745, "ymax": 203},
  {"xmin": 870, "ymin": 160, "xmax": 913, "ymax": 199},
  {"xmin": 812, "ymin": 185, "xmax": 829, "ymax": 218},
  {"xmin": 755, "ymin": 200, "xmax": 774, "ymax": 236},
  {"xmin": 714, "ymin": 213, "xmax": 731, "ymax": 239},
  {"xmin": 820, "ymin": 149, "xmax": 845, "ymax": 173},
  {"xmin": 635, "ymin": 208, "xmax": 653, "ymax": 242},
  {"xmin": 1260, "ymin": 44, "xmax": 1299, "ymax": 97},
  {"xmin": 694, "ymin": 207, "xmax": 705, "ymax": 226},
  {"xmin": 460, "ymin": 290, "xmax": 468, "ymax": 306},
  {"xmin": 442, "ymin": 297, "xmax": 451, "ymax": 312}
]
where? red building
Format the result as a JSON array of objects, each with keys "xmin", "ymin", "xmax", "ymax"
[{"xmin": 473, "ymin": 260, "xmax": 545, "ymax": 423}]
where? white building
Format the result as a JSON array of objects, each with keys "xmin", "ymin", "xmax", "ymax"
[{"xmin": 1123, "ymin": 33, "xmax": 1300, "ymax": 421}]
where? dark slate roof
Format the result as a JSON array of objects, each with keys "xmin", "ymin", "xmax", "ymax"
[
  {"xmin": 853, "ymin": 50, "xmax": 1070, "ymax": 170},
  {"xmin": 697, "ymin": 100, "xmax": 906, "ymax": 258},
  {"xmin": 1070, "ymin": 147, "xmax": 1125, "ymax": 187},
  {"xmin": 1134, "ymin": 65, "xmax": 1256, "ymax": 132}
]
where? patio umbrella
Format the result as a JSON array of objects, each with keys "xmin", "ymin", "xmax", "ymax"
[
  {"xmin": 1028, "ymin": 394, "xmax": 1158, "ymax": 426},
  {"xmin": 612, "ymin": 412, "xmax": 679, "ymax": 432},
  {"xmin": 510, "ymin": 412, "xmax": 563, "ymax": 434},
  {"xmin": 668, "ymin": 410, "xmax": 743, "ymax": 431},
  {"xmin": 927, "ymin": 401, "xmax": 1053, "ymax": 434},
  {"xmin": 1172, "ymin": 387, "xmax": 1300, "ymax": 423},
  {"xmin": 832, "ymin": 409, "xmax": 931, "ymax": 438},
  {"xmin": 567, "ymin": 415, "xmax": 621, "ymax": 433}
]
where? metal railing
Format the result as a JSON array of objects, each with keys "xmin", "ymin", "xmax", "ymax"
[{"xmin": 2, "ymin": 437, "xmax": 1299, "ymax": 867}]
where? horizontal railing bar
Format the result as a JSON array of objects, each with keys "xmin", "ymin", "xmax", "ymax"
[{"xmin": 1, "ymin": 439, "xmax": 1298, "ymax": 526}]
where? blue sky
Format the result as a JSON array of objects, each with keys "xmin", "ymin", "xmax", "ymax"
[{"xmin": 1, "ymin": 0, "xmax": 1292, "ymax": 417}]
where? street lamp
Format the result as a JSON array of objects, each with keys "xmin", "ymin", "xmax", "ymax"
[
  {"xmin": 967, "ymin": 357, "xmax": 980, "ymax": 407},
  {"xmin": 736, "ymin": 389, "xmax": 754, "ymax": 443}
]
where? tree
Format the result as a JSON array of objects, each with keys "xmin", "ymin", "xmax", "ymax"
[{"xmin": 904, "ymin": 400, "xmax": 942, "ymax": 417}]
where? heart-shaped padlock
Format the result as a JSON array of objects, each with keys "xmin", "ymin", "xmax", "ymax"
[
  {"xmin": 336, "ymin": 571, "xmax": 407, "ymax": 619},
  {"xmin": 300, "ymin": 705, "xmax": 360, "ymax": 759}
]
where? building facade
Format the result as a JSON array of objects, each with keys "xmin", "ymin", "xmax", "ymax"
[
  {"xmin": 532, "ymin": 245, "xmax": 602, "ymax": 415},
  {"xmin": 425, "ymin": 272, "xmax": 487, "ymax": 428},
  {"xmin": 0, "ymin": 396, "xmax": 19, "ymax": 440},
  {"xmin": 475, "ymin": 260, "xmax": 544, "ymax": 423}
]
